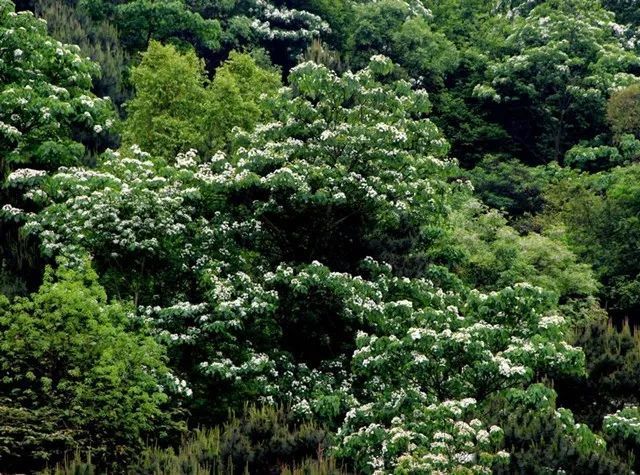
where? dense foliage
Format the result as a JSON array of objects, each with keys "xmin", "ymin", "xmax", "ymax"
[
  {"xmin": 0, "ymin": 260, "xmax": 176, "ymax": 470},
  {"xmin": 4, "ymin": 0, "xmax": 640, "ymax": 473}
]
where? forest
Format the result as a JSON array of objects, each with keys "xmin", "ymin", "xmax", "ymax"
[{"xmin": 3, "ymin": 0, "xmax": 640, "ymax": 473}]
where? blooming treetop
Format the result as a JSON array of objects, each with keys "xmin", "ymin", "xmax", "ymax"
[{"xmin": 25, "ymin": 56, "xmax": 587, "ymax": 473}]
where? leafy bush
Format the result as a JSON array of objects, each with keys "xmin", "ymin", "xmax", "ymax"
[
  {"xmin": 0, "ymin": 260, "xmax": 177, "ymax": 470},
  {"xmin": 564, "ymin": 145, "xmax": 623, "ymax": 172},
  {"xmin": 135, "ymin": 406, "xmax": 333, "ymax": 474},
  {"xmin": 545, "ymin": 164, "xmax": 640, "ymax": 317},
  {"xmin": 466, "ymin": 156, "xmax": 547, "ymax": 217}
]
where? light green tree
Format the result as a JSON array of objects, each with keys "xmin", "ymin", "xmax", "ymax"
[
  {"xmin": 607, "ymin": 84, "xmax": 640, "ymax": 139},
  {"xmin": 123, "ymin": 42, "xmax": 280, "ymax": 159},
  {"xmin": 206, "ymin": 50, "xmax": 281, "ymax": 151},
  {"xmin": 122, "ymin": 41, "xmax": 209, "ymax": 160},
  {"xmin": 0, "ymin": 260, "xmax": 176, "ymax": 471}
]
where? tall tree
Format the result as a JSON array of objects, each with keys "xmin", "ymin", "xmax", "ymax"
[
  {"xmin": 475, "ymin": 0, "xmax": 640, "ymax": 163},
  {"xmin": 0, "ymin": 0, "xmax": 115, "ymax": 292},
  {"xmin": 205, "ymin": 50, "xmax": 281, "ymax": 151},
  {"xmin": 122, "ymin": 41, "xmax": 209, "ymax": 160}
]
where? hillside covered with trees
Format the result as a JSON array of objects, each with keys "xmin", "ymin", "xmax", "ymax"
[{"xmin": 3, "ymin": 0, "xmax": 640, "ymax": 473}]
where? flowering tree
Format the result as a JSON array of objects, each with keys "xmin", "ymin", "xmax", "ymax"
[
  {"xmin": 0, "ymin": 0, "xmax": 115, "ymax": 186},
  {"xmin": 345, "ymin": 0, "xmax": 459, "ymax": 90},
  {"xmin": 475, "ymin": 0, "xmax": 640, "ymax": 163},
  {"xmin": 3, "ymin": 0, "xmax": 640, "ymax": 469},
  {"xmin": 604, "ymin": 406, "xmax": 640, "ymax": 471},
  {"xmin": 243, "ymin": 0, "xmax": 330, "ymax": 47},
  {"xmin": 334, "ymin": 272, "xmax": 584, "ymax": 473},
  {"xmin": 199, "ymin": 0, "xmax": 331, "ymax": 66},
  {"xmin": 79, "ymin": 0, "xmax": 329, "ymax": 69},
  {"xmin": 217, "ymin": 55, "xmax": 455, "ymax": 274},
  {"xmin": 26, "ymin": 56, "xmax": 457, "ymax": 301},
  {"xmin": 0, "ymin": 0, "xmax": 115, "ymax": 292},
  {"xmin": 24, "ymin": 147, "xmax": 239, "ymax": 306},
  {"xmin": 21, "ymin": 56, "xmax": 601, "ymax": 471}
]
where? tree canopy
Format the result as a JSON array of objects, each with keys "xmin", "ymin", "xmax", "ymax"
[{"xmin": 5, "ymin": 0, "xmax": 640, "ymax": 472}]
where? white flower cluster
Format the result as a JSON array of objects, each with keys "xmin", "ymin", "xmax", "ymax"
[
  {"xmin": 0, "ymin": 120, "xmax": 21, "ymax": 138},
  {"xmin": 167, "ymin": 372, "xmax": 193, "ymax": 397},
  {"xmin": 199, "ymin": 352, "xmax": 274, "ymax": 381},
  {"xmin": 175, "ymin": 149, "xmax": 199, "ymax": 169},
  {"xmin": 338, "ymin": 392, "xmax": 506, "ymax": 473},
  {"xmin": 538, "ymin": 314, "xmax": 565, "ymax": 329},
  {"xmin": 7, "ymin": 168, "xmax": 46, "ymax": 182},
  {"xmin": 603, "ymin": 406, "xmax": 640, "ymax": 445},
  {"xmin": 2, "ymin": 203, "xmax": 24, "ymax": 216},
  {"xmin": 248, "ymin": 0, "xmax": 329, "ymax": 42}
]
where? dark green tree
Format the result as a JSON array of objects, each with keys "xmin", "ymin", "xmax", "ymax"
[{"xmin": 476, "ymin": 0, "xmax": 640, "ymax": 164}]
